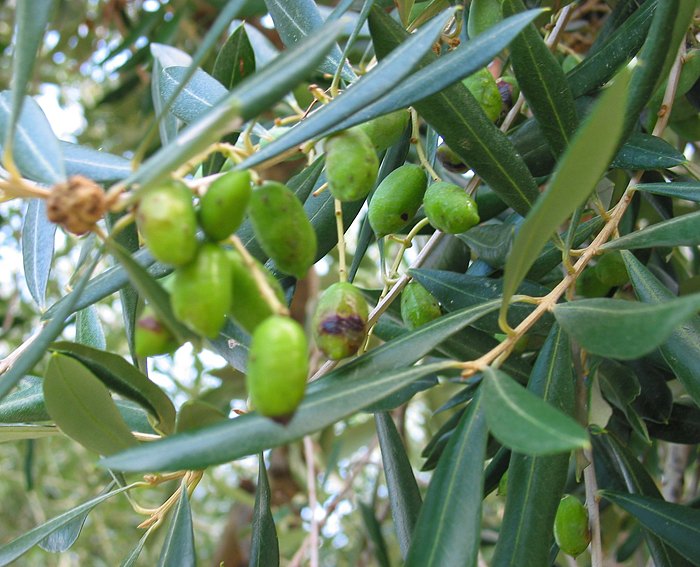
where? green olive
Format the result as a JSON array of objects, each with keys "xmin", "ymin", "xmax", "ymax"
[
  {"xmin": 554, "ymin": 495, "xmax": 591, "ymax": 557},
  {"xmin": 325, "ymin": 128, "xmax": 379, "ymax": 202},
  {"xmin": 249, "ymin": 182, "xmax": 318, "ymax": 279},
  {"xmin": 594, "ymin": 252, "xmax": 628, "ymax": 287},
  {"xmin": 199, "ymin": 170, "xmax": 252, "ymax": 241},
  {"xmin": 423, "ymin": 181, "xmax": 480, "ymax": 234},
  {"xmin": 462, "ymin": 67, "xmax": 502, "ymax": 123},
  {"xmin": 227, "ymin": 248, "xmax": 285, "ymax": 333},
  {"xmin": 356, "ymin": 109, "xmax": 409, "ymax": 151},
  {"xmin": 312, "ymin": 282, "xmax": 369, "ymax": 360},
  {"xmin": 368, "ymin": 164, "xmax": 428, "ymax": 237},
  {"xmin": 436, "ymin": 144, "xmax": 468, "ymax": 173},
  {"xmin": 171, "ymin": 243, "xmax": 233, "ymax": 338},
  {"xmin": 137, "ymin": 180, "xmax": 198, "ymax": 266},
  {"xmin": 134, "ymin": 305, "xmax": 179, "ymax": 357},
  {"xmin": 575, "ymin": 267, "xmax": 610, "ymax": 298},
  {"xmin": 246, "ymin": 316, "xmax": 308, "ymax": 422},
  {"xmin": 400, "ymin": 281, "xmax": 441, "ymax": 329}
]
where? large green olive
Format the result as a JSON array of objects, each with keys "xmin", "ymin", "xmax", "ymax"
[
  {"xmin": 400, "ymin": 281, "xmax": 441, "ymax": 329},
  {"xmin": 134, "ymin": 305, "xmax": 179, "ymax": 357},
  {"xmin": 136, "ymin": 180, "xmax": 198, "ymax": 266},
  {"xmin": 312, "ymin": 282, "xmax": 368, "ymax": 360},
  {"xmin": 246, "ymin": 316, "xmax": 308, "ymax": 422},
  {"xmin": 423, "ymin": 181, "xmax": 480, "ymax": 234},
  {"xmin": 554, "ymin": 495, "xmax": 591, "ymax": 557},
  {"xmin": 463, "ymin": 67, "xmax": 502, "ymax": 123},
  {"xmin": 368, "ymin": 164, "xmax": 428, "ymax": 237},
  {"xmin": 325, "ymin": 128, "xmax": 379, "ymax": 202},
  {"xmin": 199, "ymin": 170, "xmax": 252, "ymax": 242},
  {"xmin": 227, "ymin": 249, "xmax": 285, "ymax": 333},
  {"xmin": 249, "ymin": 182, "xmax": 317, "ymax": 279},
  {"xmin": 171, "ymin": 243, "xmax": 233, "ymax": 338}
]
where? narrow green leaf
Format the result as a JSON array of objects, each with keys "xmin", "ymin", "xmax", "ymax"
[
  {"xmin": 61, "ymin": 141, "xmax": 131, "ymax": 183},
  {"xmin": 76, "ymin": 306, "xmax": 106, "ymax": 350},
  {"xmin": 405, "ymin": 391, "xmax": 487, "ymax": 567},
  {"xmin": 249, "ymin": 454, "xmax": 279, "ymax": 567},
  {"xmin": 368, "ymin": 6, "xmax": 539, "ymax": 216},
  {"xmin": 0, "ymin": 484, "xmax": 135, "ymax": 565},
  {"xmin": 157, "ymin": 484, "xmax": 195, "ymax": 567},
  {"xmin": 4, "ymin": 0, "xmax": 54, "ymax": 152},
  {"xmin": 239, "ymin": 10, "xmax": 453, "ymax": 170},
  {"xmin": 50, "ymin": 341, "xmax": 176, "ymax": 435},
  {"xmin": 635, "ymin": 181, "xmax": 700, "ymax": 202},
  {"xmin": 21, "ymin": 200, "xmax": 56, "ymax": 311},
  {"xmin": 264, "ymin": 0, "xmax": 355, "ymax": 81},
  {"xmin": 601, "ymin": 210, "xmax": 700, "ymax": 250},
  {"xmin": 458, "ymin": 221, "xmax": 515, "ymax": 269},
  {"xmin": 554, "ymin": 294, "xmax": 700, "ymax": 360},
  {"xmin": 483, "ymin": 367, "xmax": 589, "ymax": 455},
  {"xmin": 375, "ymin": 412, "xmax": 422, "ymax": 559},
  {"xmin": 120, "ymin": 529, "xmax": 150, "ymax": 567},
  {"xmin": 622, "ymin": 250, "xmax": 700, "ymax": 405},
  {"xmin": 359, "ymin": 502, "xmax": 391, "ymax": 567},
  {"xmin": 602, "ymin": 491, "xmax": 700, "ymax": 565},
  {"xmin": 0, "ymin": 253, "xmax": 100, "ymax": 402},
  {"xmin": 0, "ymin": 379, "xmax": 49, "ymax": 423},
  {"xmin": 597, "ymin": 360, "xmax": 650, "ymax": 443},
  {"xmin": 501, "ymin": 65, "xmax": 633, "ymax": 318},
  {"xmin": 160, "ymin": 66, "xmax": 227, "ymax": 124},
  {"xmin": 611, "ymin": 132, "xmax": 686, "ymax": 169},
  {"xmin": 491, "ymin": 325, "xmax": 575, "ymax": 567},
  {"xmin": 43, "ymin": 354, "xmax": 138, "ymax": 454},
  {"xmin": 0, "ymin": 424, "xmax": 58, "ymax": 442},
  {"xmin": 502, "ymin": 0, "xmax": 577, "ymax": 156},
  {"xmin": 213, "ymin": 23, "xmax": 256, "ymax": 90},
  {"xmin": 150, "ymin": 43, "xmax": 191, "ymax": 144},
  {"xmin": 125, "ymin": 20, "xmax": 345, "ymax": 192}
]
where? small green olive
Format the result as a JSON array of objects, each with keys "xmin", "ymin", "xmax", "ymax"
[
  {"xmin": 134, "ymin": 305, "xmax": 179, "ymax": 357},
  {"xmin": 199, "ymin": 170, "xmax": 252, "ymax": 241},
  {"xmin": 325, "ymin": 128, "xmax": 379, "ymax": 202},
  {"xmin": 575, "ymin": 267, "xmax": 610, "ymax": 298},
  {"xmin": 400, "ymin": 281, "xmax": 441, "ymax": 330},
  {"xmin": 368, "ymin": 164, "xmax": 428, "ymax": 237},
  {"xmin": 137, "ymin": 180, "xmax": 198, "ymax": 266},
  {"xmin": 249, "ymin": 181, "xmax": 317, "ymax": 279},
  {"xmin": 436, "ymin": 144, "xmax": 468, "ymax": 173},
  {"xmin": 227, "ymin": 248, "xmax": 285, "ymax": 333},
  {"xmin": 594, "ymin": 252, "xmax": 628, "ymax": 287},
  {"xmin": 171, "ymin": 243, "xmax": 233, "ymax": 338},
  {"xmin": 423, "ymin": 181, "xmax": 480, "ymax": 234},
  {"xmin": 246, "ymin": 316, "xmax": 308, "ymax": 422},
  {"xmin": 355, "ymin": 109, "xmax": 410, "ymax": 151},
  {"xmin": 312, "ymin": 282, "xmax": 369, "ymax": 360},
  {"xmin": 554, "ymin": 495, "xmax": 591, "ymax": 557},
  {"xmin": 463, "ymin": 67, "xmax": 502, "ymax": 123}
]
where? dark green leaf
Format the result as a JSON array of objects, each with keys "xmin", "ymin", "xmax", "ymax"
[
  {"xmin": 483, "ymin": 367, "xmax": 589, "ymax": 455},
  {"xmin": 249, "ymin": 454, "xmax": 279, "ymax": 567},
  {"xmin": 597, "ymin": 360, "xmax": 649, "ymax": 443},
  {"xmin": 50, "ymin": 341, "xmax": 176, "ymax": 435},
  {"xmin": 635, "ymin": 181, "xmax": 700, "ymax": 202},
  {"xmin": 501, "ymin": 64, "xmax": 632, "ymax": 316},
  {"xmin": 601, "ymin": 491, "xmax": 700, "ymax": 565},
  {"xmin": 157, "ymin": 484, "xmax": 195, "ymax": 567},
  {"xmin": 405, "ymin": 391, "xmax": 487, "ymax": 567},
  {"xmin": 458, "ymin": 221, "xmax": 515, "ymax": 269},
  {"xmin": 646, "ymin": 403, "xmax": 700, "ymax": 444},
  {"xmin": 601, "ymin": 211, "xmax": 700, "ymax": 250},
  {"xmin": 212, "ymin": 23, "xmax": 256, "ymax": 90},
  {"xmin": 375, "ymin": 412, "xmax": 422, "ymax": 559},
  {"xmin": 0, "ymin": 484, "xmax": 134, "ymax": 565},
  {"xmin": 622, "ymin": 250, "xmax": 700, "ymax": 405},
  {"xmin": 359, "ymin": 502, "xmax": 391, "ymax": 567},
  {"xmin": 43, "ymin": 354, "xmax": 138, "ymax": 455},
  {"xmin": 611, "ymin": 132, "xmax": 686, "ymax": 169},
  {"xmin": 491, "ymin": 325, "xmax": 575, "ymax": 567},
  {"xmin": 0, "ymin": 378, "xmax": 50, "ymax": 423},
  {"xmin": 553, "ymin": 294, "xmax": 700, "ymax": 360}
]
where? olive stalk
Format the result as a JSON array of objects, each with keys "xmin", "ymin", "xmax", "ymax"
[{"xmin": 334, "ymin": 198, "xmax": 348, "ymax": 283}]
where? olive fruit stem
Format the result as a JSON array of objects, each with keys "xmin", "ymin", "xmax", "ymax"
[
  {"xmin": 312, "ymin": 181, "xmax": 329, "ymax": 197},
  {"xmin": 173, "ymin": 142, "xmax": 245, "ymax": 179},
  {"xmin": 230, "ymin": 235, "xmax": 289, "ymax": 317},
  {"xmin": 107, "ymin": 211, "xmax": 136, "ymax": 239},
  {"xmin": 410, "ymin": 108, "xmax": 440, "ymax": 182},
  {"xmin": 0, "ymin": 175, "xmax": 51, "ymax": 200},
  {"xmin": 136, "ymin": 470, "xmax": 203, "ymax": 530},
  {"xmin": 334, "ymin": 198, "xmax": 348, "ymax": 283}
]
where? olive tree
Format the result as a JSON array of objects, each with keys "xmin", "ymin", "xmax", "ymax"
[{"xmin": 1, "ymin": 0, "xmax": 700, "ymax": 565}]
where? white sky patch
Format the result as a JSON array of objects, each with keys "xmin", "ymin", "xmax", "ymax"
[{"xmin": 35, "ymin": 83, "xmax": 86, "ymax": 141}]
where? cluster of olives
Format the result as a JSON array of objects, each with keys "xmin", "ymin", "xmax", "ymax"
[{"xmin": 133, "ymin": 171, "xmax": 316, "ymax": 421}]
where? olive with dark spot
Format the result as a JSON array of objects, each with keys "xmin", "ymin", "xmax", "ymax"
[{"xmin": 312, "ymin": 282, "xmax": 369, "ymax": 360}]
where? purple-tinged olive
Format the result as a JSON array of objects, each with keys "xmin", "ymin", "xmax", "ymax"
[{"xmin": 312, "ymin": 282, "xmax": 369, "ymax": 360}]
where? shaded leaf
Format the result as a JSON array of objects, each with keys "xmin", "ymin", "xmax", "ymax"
[
  {"xmin": 635, "ymin": 181, "xmax": 700, "ymax": 202},
  {"xmin": 553, "ymin": 294, "xmax": 700, "ymax": 360},
  {"xmin": 359, "ymin": 502, "xmax": 391, "ymax": 567},
  {"xmin": 0, "ymin": 424, "xmax": 58, "ymax": 442},
  {"xmin": 157, "ymin": 484, "xmax": 195, "ymax": 567},
  {"xmin": 120, "ymin": 529, "xmax": 150, "ymax": 567},
  {"xmin": 175, "ymin": 400, "xmax": 228, "ymax": 433},
  {"xmin": 611, "ymin": 132, "xmax": 686, "ymax": 169},
  {"xmin": 458, "ymin": 221, "xmax": 515, "ymax": 269},
  {"xmin": 483, "ymin": 367, "xmax": 589, "ymax": 455},
  {"xmin": 601, "ymin": 210, "xmax": 700, "ymax": 250},
  {"xmin": 249, "ymin": 454, "xmax": 279, "ymax": 567}
]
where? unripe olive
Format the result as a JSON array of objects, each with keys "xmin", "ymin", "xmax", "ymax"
[
  {"xmin": 356, "ymin": 109, "xmax": 410, "ymax": 151},
  {"xmin": 423, "ymin": 181, "xmax": 480, "ymax": 234},
  {"xmin": 249, "ymin": 182, "xmax": 317, "ymax": 279},
  {"xmin": 497, "ymin": 470, "xmax": 508, "ymax": 497},
  {"xmin": 325, "ymin": 128, "xmax": 379, "ymax": 202},
  {"xmin": 227, "ymin": 249, "xmax": 285, "ymax": 333},
  {"xmin": 171, "ymin": 243, "xmax": 233, "ymax": 338},
  {"xmin": 199, "ymin": 170, "xmax": 252, "ymax": 241},
  {"xmin": 436, "ymin": 144, "xmax": 468, "ymax": 173},
  {"xmin": 400, "ymin": 281, "xmax": 441, "ymax": 329},
  {"xmin": 247, "ymin": 316, "xmax": 308, "ymax": 422},
  {"xmin": 554, "ymin": 495, "xmax": 591, "ymax": 557},
  {"xmin": 575, "ymin": 268, "xmax": 610, "ymax": 298},
  {"xmin": 594, "ymin": 252, "xmax": 628, "ymax": 287},
  {"xmin": 312, "ymin": 282, "xmax": 368, "ymax": 360},
  {"xmin": 137, "ymin": 180, "xmax": 198, "ymax": 266},
  {"xmin": 368, "ymin": 164, "xmax": 428, "ymax": 237},
  {"xmin": 134, "ymin": 305, "xmax": 179, "ymax": 357},
  {"xmin": 463, "ymin": 67, "xmax": 502, "ymax": 123}
]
